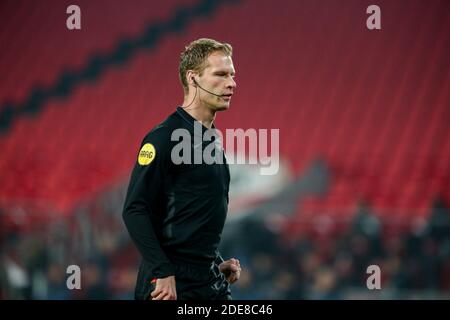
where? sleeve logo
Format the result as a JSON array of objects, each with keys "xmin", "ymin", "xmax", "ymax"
[{"xmin": 138, "ymin": 143, "xmax": 156, "ymax": 165}]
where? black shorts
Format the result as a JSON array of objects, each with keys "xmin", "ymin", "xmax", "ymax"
[{"xmin": 134, "ymin": 260, "xmax": 232, "ymax": 300}]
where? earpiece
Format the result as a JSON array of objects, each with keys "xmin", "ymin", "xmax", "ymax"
[{"xmin": 190, "ymin": 76, "xmax": 222, "ymax": 98}]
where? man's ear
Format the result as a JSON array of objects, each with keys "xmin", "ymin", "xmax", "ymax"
[{"xmin": 186, "ymin": 70, "xmax": 196, "ymax": 86}]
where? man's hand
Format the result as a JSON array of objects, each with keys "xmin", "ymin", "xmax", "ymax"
[
  {"xmin": 219, "ymin": 258, "xmax": 241, "ymax": 284},
  {"xmin": 150, "ymin": 275, "xmax": 177, "ymax": 300}
]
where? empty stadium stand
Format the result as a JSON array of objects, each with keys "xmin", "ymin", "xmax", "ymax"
[{"xmin": 0, "ymin": 0, "xmax": 449, "ymax": 235}]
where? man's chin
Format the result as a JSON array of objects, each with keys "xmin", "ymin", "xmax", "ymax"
[{"xmin": 215, "ymin": 103, "xmax": 230, "ymax": 111}]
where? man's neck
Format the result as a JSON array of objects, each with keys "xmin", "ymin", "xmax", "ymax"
[{"xmin": 182, "ymin": 100, "xmax": 216, "ymax": 129}]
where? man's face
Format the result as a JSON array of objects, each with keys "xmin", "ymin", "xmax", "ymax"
[{"xmin": 196, "ymin": 51, "xmax": 236, "ymax": 111}]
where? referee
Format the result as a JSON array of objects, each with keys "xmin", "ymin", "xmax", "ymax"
[{"xmin": 123, "ymin": 38, "xmax": 240, "ymax": 300}]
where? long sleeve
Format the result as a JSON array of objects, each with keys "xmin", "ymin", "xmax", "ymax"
[{"xmin": 122, "ymin": 128, "xmax": 175, "ymax": 278}]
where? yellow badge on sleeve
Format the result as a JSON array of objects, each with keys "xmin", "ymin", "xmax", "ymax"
[{"xmin": 138, "ymin": 143, "xmax": 156, "ymax": 165}]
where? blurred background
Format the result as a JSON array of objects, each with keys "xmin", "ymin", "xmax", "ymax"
[{"xmin": 0, "ymin": 0, "xmax": 449, "ymax": 299}]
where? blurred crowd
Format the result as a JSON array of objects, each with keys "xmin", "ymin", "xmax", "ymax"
[
  {"xmin": 0, "ymin": 186, "xmax": 138, "ymax": 300},
  {"xmin": 1, "ymin": 188, "xmax": 450, "ymax": 300},
  {"xmin": 225, "ymin": 198, "xmax": 450, "ymax": 299}
]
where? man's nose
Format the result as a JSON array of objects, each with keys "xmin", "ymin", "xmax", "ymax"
[{"xmin": 227, "ymin": 77, "xmax": 237, "ymax": 90}]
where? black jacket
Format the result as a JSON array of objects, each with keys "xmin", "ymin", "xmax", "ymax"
[{"xmin": 122, "ymin": 107, "xmax": 230, "ymax": 279}]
